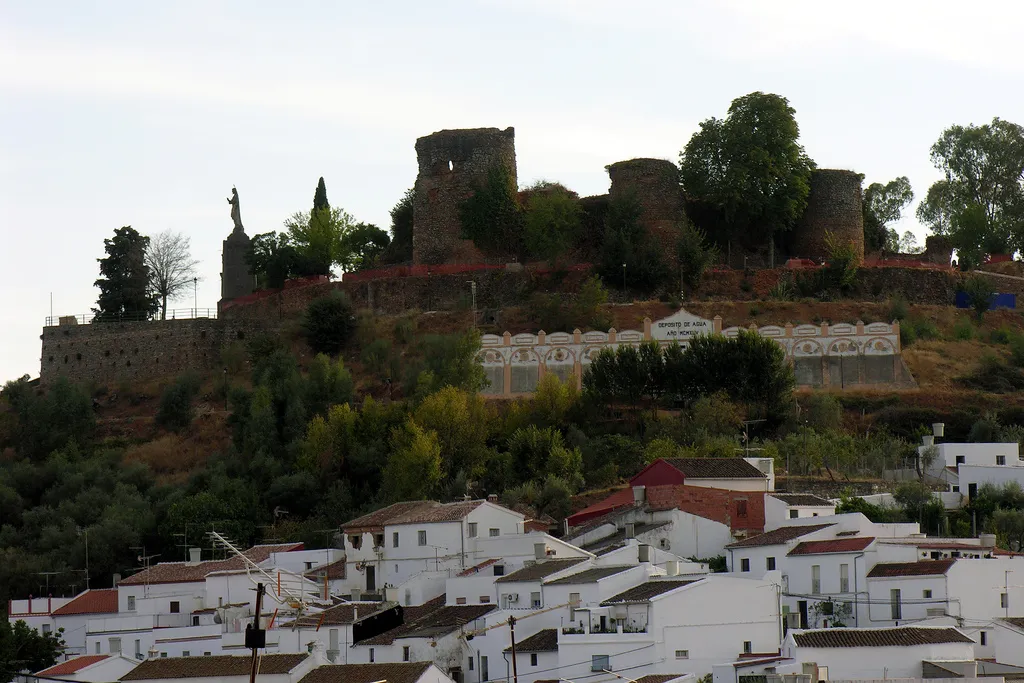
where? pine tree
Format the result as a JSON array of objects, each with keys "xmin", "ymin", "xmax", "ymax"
[
  {"xmin": 313, "ymin": 177, "xmax": 330, "ymax": 212},
  {"xmin": 93, "ymin": 226, "xmax": 158, "ymax": 321}
]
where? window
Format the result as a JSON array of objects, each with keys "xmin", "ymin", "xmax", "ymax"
[
  {"xmin": 349, "ymin": 534, "xmax": 362, "ymax": 549},
  {"xmin": 403, "ymin": 646, "xmax": 410, "ymax": 662},
  {"xmin": 127, "ymin": 595, "xmax": 136, "ymax": 611},
  {"xmin": 493, "ymin": 565, "xmax": 505, "ymax": 576},
  {"xmin": 369, "ymin": 648, "xmax": 375, "ymax": 663},
  {"xmin": 182, "ymin": 651, "xmax": 190, "ymax": 657},
  {"xmin": 812, "ymin": 565, "xmax": 821, "ymax": 594},
  {"xmin": 952, "ymin": 485, "xmax": 960, "ymax": 492},
  {"xmin": 467, "ymin": 523, "xmax": 477, "ymax": 538},
  {"xmin": 489, "ymin": 528, "xmax": 500, "ymax": 537},
  {"xmin": 456, "ymin": 597, "xmax": 467, "ymax": 605},
  {"xmin": 766, "ymin": 557, "xmax": 776, "ymax": 571},
  {"xmin": 840, "ymin": 564, "xmax": 850, "ymax": 593},
  {"xmin": 161, "ymin": 653, "xmax": 167, "ymax": 658},
  {"xmin": 95, "ymin": 642, "xmax": 101, "ymax": 654},
  {"xmin": 743, "ymin": 641, "xmax": 752, "ymax": 655},
  {"xmin": 789, "ymin": 510, "xmax": 799, "ymax": 519},
  {"xmin": 374, "ymin": 533, "xmax": 385, "ymax": 548},
  {"xmin": 890, "ymin": 589, "xmax": 902, "ymax": 620},
  {"xmin": 418, "ymin": 530, "xmax": 427, "ymax": 546},
  {"xmin": 480, "ymin": 596, "xmax": 491, "ymax": 603},
  {"xmin": 998, "ymin": 456, "xmax": 1007, "ymax": 466},
  {"xmin": 481, "ymin": 656, "xmax": 489, "ymax": 681},
  {"xmin": 740, "ymin": 558, "xmax": 750, "ymax": 572},
  {"xmin": 170, "ymin": 601, "xmax": 180, "ymax": 614},
  {"xmin": 737, "ymin": 500, "xmax": 748, "ymax": 517},
  {"xmin": 923, "ymin": 589, "xmax": 933, "ymax": 599},
  {"xmin": 305, "ymin": 562, "xmax": 314, "ymax": 571},
  {"xmin": 956, "ymin": 455, "xmax": 966, "ymax": 465},
  {"xmin": 192, "ymin": 616, "xmax": 200, "ymax": 626},
  {"xmin": 675, "ymin": 650, "xmax": 689, "ymax": 660},
  {"xmin": 204, "ymin": 652, "xmax": 211, "ymax": 657},
  {"xmin": 468, "ymin": 658, "xmax": 474, "ymax": 671},
  {"xmin": 591, "ymin": 655, "xmax": 611, "ymax": 672},
  {"xmin": 393, "ymin": 532, "xmax": 399, "ymax": 548},
  {"xmin": 42, "ymin": 624, "xmax": 51, "ymax": 635},
  {"xmin": 1002, "ymin": 593, "xmax": 1009, "ymax": 609},
  {"xmin": 531, "ymin": 592, "xmax": 541, "ymax": 608},
  {"xmin": 569, "ymin": 592, "xmax": 581, "ymax": 606},
  {"xmin": 981, "ymin": 631, "xmax": 988, "ymax": 646},
  {"xmin": 531, "ymin": 654, "xmax": 538, "ymax": 667},
  {"xmin": 135, "ymin": 641, "xmax": 142, "ymax": 657}
]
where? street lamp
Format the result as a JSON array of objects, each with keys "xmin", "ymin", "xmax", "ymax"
[
  {"xmin": 466, "ymin": 281, "xmax": 477, "ymax": 326},
  {"xmin": 193, "ymin": 277, "xmax": 198, "ymax": 318},
  {"xmin": 622, "ymin": 262, "xmax": 626, "ymax": 291}
]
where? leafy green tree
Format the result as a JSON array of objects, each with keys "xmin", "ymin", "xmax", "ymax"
[
  {"xmin": 677, "ymin": 223, "xmax": 718, "ymax": 295},
  {"xmin": 923, "ymin": 118, "xmax": 1024, "ymax": 261},
  {"xmin": 412, "ymin": 330, "xmax": 488, "ymax": 395},
  {"xmin": 156, "ymin": 373, "xmax": 201, "ymax": 432},
  {"xmin": 599, "ymin": 192, "xmax": 668, "ymax": 292},
  {"xmin": 383, "ymin": 419, "xmax": 442, "ymax": 501},
  {"xmin": 247, "ymin": 232, "xmax": 301, "ymax": 289},
  {"xmin": 0, "ymin": 619, "xmax": 65, "ymax": 680},
  {"xmin": 916, "ymin": 180, "xmax": 956, "ymax": 237},
  {"xmin": 285, "ymin": 206, "xmax": 356, "ymax": 276},
  {"xmin": 382, "ymin": 188, "xmax": 414, "ymax": 263},
  {"xmin": 340, "ymin": 223, "xmax": 390, "ymax": 271},
  {"xmin": 414, "ymin": 387, "xmax": 490, "ymax": 481},
  {"xmin": 583, "ymin": 341, "xmax": 665, "ymax": 416},
  {"xmin": 5, "ymin": 377, "xmax": 94, "ymax": 460},
  {"xmin": 522, "ymin": 183, "xmax": 582, "ymax": 263},
  {"xmin": 992, "ymin": 508, "xmax": 1024, "ymax": 550},
  {"xmin": 679, "ymin": 92, "xmax": 814, "ymax": 262},
  {"xmin": 301, "ymin": 292, "xmax": 355, "ymax": 356},
  {"xmin": 863, "ymin": 177, "xmax": 914, "ymax": 253},
  {"xmin": 895, "ymin": 481, "xmax": 934, "ymax": 521},
  {"xmin": 460, "ymin": 165, "xmax": 523, "ymax": 256},
  {"xmin": 962, "ymin": 274, "xmax": 996, "ymax": 320},
  {"xmin": 93, "ymin": 226, "xmax": 158, "ymax": 321}
]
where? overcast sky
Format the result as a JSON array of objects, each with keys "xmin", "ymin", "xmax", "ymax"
[{"xmin": 2, "ymin": 1, "xmax": 1022, "ymax": 384}]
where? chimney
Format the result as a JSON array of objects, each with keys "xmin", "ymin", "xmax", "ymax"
[
  {"xmin": 112, "ymin": 573, "xmax": 121, "ymax": 588},
  {"xmin": 188, "ymin": 548, "xmax": 202, "ymax": 565},
  {"xmin": 625, "ymin": 523, "xmax": 636, "ymax": 539},
  {"xmin": 980, "ymin": 533, "xmax": 997, "ymax": 548},
  {"xmin": 351, "ymin": 589, "xmax": 362, "ymax": 602},
  {"xmin": 638, "ymin": 544, "xmax": 650, "ymax": 563},
  {"xmin": 922, "ymin": 435, "xmax": 935, "ymax": 447},
  {"xmin": 534, "ymin": 543, "xmax": 547, "ymax": 560},
  {"xmin": 632, "ymin": 486, "xmax": 646, "ymax": 507},
  {"xmin": 487, "ymin": 494, "xmax": 498, "ymax": 503},
  {"xmin": 933, "ymin": 423, "xmax": 945, "ymax": 438}
]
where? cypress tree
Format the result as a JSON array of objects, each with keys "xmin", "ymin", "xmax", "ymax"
[{"xmin": 313, "ymin": 177, "xmax": 330, "ymax": 212}]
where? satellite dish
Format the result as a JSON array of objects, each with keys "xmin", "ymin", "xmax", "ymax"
[{"xmin": 214, "ymin": 613, "xmax": 223, "ymax": 624}]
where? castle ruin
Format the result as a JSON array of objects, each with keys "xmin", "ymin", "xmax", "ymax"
[{"xmin": 791, "ymin": 169, "xmax": 865, "ymax": 261}]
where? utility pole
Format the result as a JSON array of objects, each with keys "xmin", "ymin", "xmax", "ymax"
[
  {"xmin": 246, "ymin": 583, "xmax": 266, "ymax": 683},
  {"xmin": 466, "ymin": 281, "xmax": 477, "ymax": 327},
  {"xmin": 508, "ymin": 616, "xmax": 519, "ymax": 683}
]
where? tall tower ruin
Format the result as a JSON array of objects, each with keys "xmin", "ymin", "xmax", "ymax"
[
  {"xmin": 791, "ymin": 169, "xmax": 865, "ymax": 261},
  {"xmin": 412, "ymin": 127, "xmax": 517, "ymax": 265},
  {"xmin": 606, "ymin": 158, "xmax": 686, "ymax": 258}
]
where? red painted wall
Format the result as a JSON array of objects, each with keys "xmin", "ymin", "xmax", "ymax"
[{"xmin": 630, "ymin": 460, "xmax": 686, "ymax": 487}]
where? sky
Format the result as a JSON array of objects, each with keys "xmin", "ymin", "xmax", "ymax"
[{"xmin": 2, "ymin": 0, "xmax": 1023, "ymax": 384}]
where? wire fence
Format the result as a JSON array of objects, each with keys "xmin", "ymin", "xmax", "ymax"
[{"xmin": 46, "ymin": 308, "xmax": 218, "ymax": 326}]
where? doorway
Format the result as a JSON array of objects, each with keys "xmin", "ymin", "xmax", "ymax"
[{"xmin": 366, "ymin": 565, "xmax": 376, "ymax": 591}]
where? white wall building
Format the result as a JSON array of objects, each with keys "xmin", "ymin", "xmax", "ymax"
[
  {"xmin": 33, "ymin": 654, "xmax": 139, "ymax": 682},
  {"xmin": 765, "ymin": 494, "xmax": 836, "ymax": 530}
]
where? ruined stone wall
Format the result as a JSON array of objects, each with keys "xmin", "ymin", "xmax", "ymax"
[
  {"xmin": 924, "ymin": 235, "xmax": 954, "ymax": 266},
  {"xmin": 606, "ymin": 158, "xmax": 685, "ymax": 258},
  {"xmin": 40, "ymin": 318, "xmax": 275, "ymax": 388},
  {"xmin": 412, "ymin": 127, "xmax": 517, "ymax": 265},
  {"xmin": 791, "ymin": 169, "xmax": 865, "ymax": 261}
]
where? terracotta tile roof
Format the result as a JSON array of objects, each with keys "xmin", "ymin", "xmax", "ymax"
[
  {"xmin": 867, "ymin": 560, "xmax": 956, "ymax": 578},
  {"xmin": 120, "ymin": 654, "xmax": 308, "ymax": 680},
  {"xmin": 770, "ymin": 493, "xmax": 834, "ymax": 506},
  {"xmin": 1001, "ymin": 617, "xmax": 1024, "ymax": 630},
  {"xmin": 304, "ymin": 558, "xmax": 346, "ymax": 580},
  {"xmin": 504, "ymin": 628, "xmax": 558, "ymax": 653},
  {"xmin": 495, "ymin": 558, "xmax": 586, "ymax": 583},
  {"xmin": 286, "ymin": 601, "xmax": 386, "ymax": 628},
  {"xmin": 37, "ymin": 655, "xmax": 109, "ymax": 675},
  {"xmin": 726, "ymin": 524, "xmax": 834, "ymax": 549},
  {"xmin": 459, "ymin": 558, "xmax": 499, "ymax": 576},
  {"xmin": 544, "ymin": 565, "xmax": 634, "ymax": 585},
  {"xmin": 601, "ymin": 580, "xmax": 700, "ymax": 604},
  {"xmin": 634, "ymin": 676, "xmax": 690, "ymax": 683},
  {"xmin": 788, "ymin": 537, "xmax": 874, "ymax": 556},
  {"xmin": 356, "ymin": 603, "xmax": 494, "ymax": 645},
  {"xmin": 120, "ymin": 543, "xmax": 303, "ymax": 586},
  {"xmin": 791, "ymin": 626, "xmax": 973, "ymax": 648},
  {"xmin": 299, "ymin": 662, "xmax": 432, "ymax": 683},
  {"xmin": 662, "ymin": 458, "xmax": 768, "ymax": 479},
  {"xmin": 342, "ymin": 500, "xmax": 514, "ymax": 530},
  {"xmin": 52, "ymin": 588, "xmax": 119, "ymax": 616}
]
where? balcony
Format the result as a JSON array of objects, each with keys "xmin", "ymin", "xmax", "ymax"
[{"xmin": 561, "ymin": 623, "xmax": 648, "ymax": 636}]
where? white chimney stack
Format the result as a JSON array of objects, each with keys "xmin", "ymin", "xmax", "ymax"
[{"xmin": 188, "ymin": 548, "xmax": 202, "ymax": 565}]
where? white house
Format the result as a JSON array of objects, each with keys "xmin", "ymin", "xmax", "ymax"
[
  {"xmin": 34, "ymin": 654, "xmax": 139, "ymax": 683},
  {"xmin": 765, "ymin": 494, "xmax": 836, "ymax": 530},
  {"xmin": 781, "ymin": 625, "xmax": 976, "ymax": 680},
  {"xmin": 914, "ymin": 441, "xmax": 1024, "ymax": 500},
  {"xmin": 566, "ymin": 506, "xmax": 735, "ymax": 560},
  {"xmin": 40, "ymin": 588, "xmax": 120, "ymax": 657},
  {"xmin": 341, "ymin": 498, "xmax": 526, "ymax": 594}
]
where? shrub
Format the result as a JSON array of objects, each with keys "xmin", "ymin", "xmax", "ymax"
[
  {"xmin": 528, "ymin": 292, "xmax": 568, "ymax": 332},
  {"xmin": 990, "ymin": 326, "xmax": 1014, "ymax": 344},
  {"xmin": 768, "ymin": 276, "xmax": 795, "ymax": 302},
  {"xmin": 676, "ymin": 223, "xmax": 718, "ymax": 294},
  {"xmin": 951, "ymin": 317, "xmax": 975, "ymax": 341},
  {"xmin": 1009, "ymin": 334, "xmax": 1024, "ymax": 367},
  {"xmin": 460, "ymin": 165, "xmax": 523, "ymax": 255},
  {"xmin": 574, "ymin": 276, "xmax": 609, "ymax": 329},
  {"xmin": 887, "ymin": 296, "xmax": 908, "ymax": 322},
  {"xmin": 221, "ymin": 341, "xmax": 247, "ymax": 375},
  {"xmin": 913, "ymin": 318, "xmax": 940, "ymax": 341},
  {"xmin": 960, "ymin": 354, "xmax": 1024, "ymax": 393},
  {"xmin": 962, "ymin": 275, "xmax": 995, "ymax": 319},
  {"xmin": 522, "ymin": 183, "xmax": 582, "ymax": 263},
  {"xmin": 394, "ymin": 314, "xmax": 418, "ymax": 345},
  {"xmin": 156, "ymin": 373, "xmax": 201, "ymax": 432},
  {"xmin": 301, "ymin": 292, "xmax": 355, "ymax": 356},
  {"xmin": 822, "ymin": 231, "xmax": 861, "ymax": 292}
]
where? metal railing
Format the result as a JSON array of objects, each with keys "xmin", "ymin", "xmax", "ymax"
[{"xmin": 46, "ymin": 308, "xmax": 218, "ymax": 326}]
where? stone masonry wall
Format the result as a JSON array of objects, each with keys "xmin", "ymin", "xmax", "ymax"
[
  {"xmin": 791, "ymin": 169, "xmax": 865, "ymax": 261},
  {"xmin": 40, "ymin": 318, "xmax": 275, "ymax": 388},
  {"xmin": 412, "ymin": 127, "xmax": 517, "ymax": 265},
  {"xmin": 607, "ymin": 158, "xmax": 685, "ymax": 261}
]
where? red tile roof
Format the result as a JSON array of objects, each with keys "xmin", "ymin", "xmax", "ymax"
[
  {"xmin": 343, "ymin": 500, "xmax": 517, "ymax": 530},
  {"xmin": 788, "ymin": 537, "xmax": 875, "ymax": 556},
  {"xmin": 726, "ymin": 524, "xmax": 834, "ymax": 549},
  {"xmin": 121, "ymin": 654, "xmax": 309, "ymax": 680},
  {"xmin": 792, "ymin": 626, "xmax": 972, "ymax": 648},
  {"xmin": 867, "ymin": 560, "xmax": 956, "ymax": 578},
  {"xmin": 299, "ymin": 662, "xmax": 432, "ymax": 683},
  {"xmin": 458, "ymin": 558, "xmax": 499, "ymax": 577},
  {"xmin": 120, "ymin": 543, "xmax": 304, "ymax": 586},
  {"xmin": 304, "ymin": 558, "xmax": 346, "ymax": 580},
  {"xmin": 52, "ymin": 589, "xmax": 119, "ymax": 616},
  {"xmin": 38, "ymin": 655, "xmax": 109, "ymax": 675},
  {"xmin": 660, "ymin": 458, "xmax": 768, "ymax": 479}
]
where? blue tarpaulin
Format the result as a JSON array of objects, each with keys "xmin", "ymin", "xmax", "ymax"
[{"xmin": 955, "ymin": 292, "xmax": 1017, "ymax": 309}]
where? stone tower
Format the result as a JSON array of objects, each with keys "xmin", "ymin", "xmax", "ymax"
[
  {"xmin": 220, "ymin": 228, "xmax": 253, "ymax": 303},
  {"xmin": 606, "ymin": 158, "xmax": 686, "ymax": 256},
  {"xmin": 412, "ymin": 127, "xmax": 517, "ymax": 265},
  {"xmin": 791, "ymin": 169, "xmax": 865, "ymax": 261}
]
